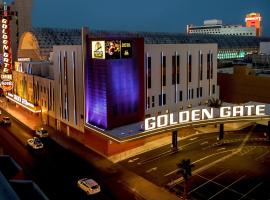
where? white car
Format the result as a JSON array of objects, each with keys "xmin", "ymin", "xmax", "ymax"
[
  {"xmin": 77, "ymin": 178, "xmax": 101, "ymax": 195},
  {"xmin": 35, "ymin": 128, "xmax": 49, "ymax": 138},
  {"xmin": 2, "ymin": 117, "xmax": 11, "ymax": 125},
  {"xmin": 27, "ymin": 137, "xmax": 44, "ymax": 149}
]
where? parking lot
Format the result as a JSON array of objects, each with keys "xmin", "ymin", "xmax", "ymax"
[
  {"xmin": 171, "ymin": 138, "xmax": 270, "ymax": 199},
  {"xmin": 121, "ymin": 125, "xmax": 270, "ymax": 200}
]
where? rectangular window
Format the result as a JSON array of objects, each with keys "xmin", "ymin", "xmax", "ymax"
[
  {"xmin": 212, "ymin": 85, "xmax": 215, "ymax": 94},
  {"xmin": 64, "ymin": 53, "xmax": 67, "ymax": 83},
  {"xmin": 207, "ymin": 53, "xmax": 210, "ymax": 79},
  {"xmin": 177, "ymin": 55, "xmax": 180, "ymax": 84},
  {"xmin": 192, "ymin": 89, "xmax": 194, "ymax": 99},
  {"xmin": 147, "ymin": 57, "xmax": 151, "ymax": 89},
  {"xmin": 162, "ymin": 56, "xmax": 166, "ymax": 86},
  {"xmin": 172, "ymin": 55, "xmax": 176, "ymax": 85},
  {"xmin": 147, "ymin": 97, "xmax": 150, "ymax": 109},
  {"xmin": 163, "ymin": 93, "xmax": 166, "ymax": 105},
  {"xmin": 210, "ymin": 53, "xmax": 213, "ymax": 79},
  {"xmin": 159, "ymin": 94, "xmax": 162, "ymax": 106},
  {"xmin": 197, "ymin": 88, "xmax": 199, "ymax": 98},
  {"xmin": 188, "ymin": 54, "xmax": 192, "ymax": 82},
  {"xmin": 200, "ymin": 87, "xmax": 203, "ymax": 97},
  {"xmin": 179, "ymin": 91, "xmax": 183, "ymax": 102},
  {"xmin": 200, "ymin": 53, "xmax": 203, "ymax": 80},
  {"xmin": 152, "ymin": 96, "xmax": 155, "ymax": 108}
]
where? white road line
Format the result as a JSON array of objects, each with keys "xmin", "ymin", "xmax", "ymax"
[
  {"xmin": 146, "ymin": 167, "xmax": 157, "ymax": 173},
  {"xmin": 200, "ymin": 141, "xmax": 208, "ymax": 145},
  {"xmin": 164, "ymin": 150, "xmax": 233, "ymax": 177},
  {"xmin": 255, "ymin": 151, "xmax": 269, "ymax": 161},
  {"xmin": 238, "ymin": 182, "xmax": 263, "ymax": 200},
  {"xmin": 188, "ymin": 169, "xmax": 230, "ymax": 194},
  {"xmin": 167, "ymin": 126, "xmax": 254, "ymax": 187},
  {"xmin": 190, "ymin": 137, "xmax": 198, "ymax": 141},
  {"xmin": 196, "ymin": 173, "xmax": 244, "ymax": 196},
  {"xmin": 208, "ymin": 175, "xmax": 246, "ymax": 200},
  {"xmin": 217, "ymin": 147, "xmax": 226, "ymax": 151},
  {"xmin": 128, "ymin": 157, "xmax": 139, "ymax": 163}
]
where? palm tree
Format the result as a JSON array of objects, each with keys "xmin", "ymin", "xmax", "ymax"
[
  {"xmin": 176, "ymin": 159, "xmax": 194, "ymax": 200},
  {"xmin": 207, "ymin": 97, "xmax": 224, "ymax": 141},
  {"xmin": 207, "ymin": 97, "xmax": 222, "ymax": 108}
]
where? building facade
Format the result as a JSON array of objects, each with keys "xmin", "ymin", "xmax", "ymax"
[
  {"xmin": 53, "ymin": 45, "xmax": 84, "ymax": 133},
  {"xmin": 145, "ymin": 43, "xmax": 218, "ymax": 116},
  {"xmin": 187, "ymin": 19, "xmax": 256, "ymax": 37}
]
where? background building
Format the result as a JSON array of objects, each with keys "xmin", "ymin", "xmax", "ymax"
[
  {"xmin": 245, "ymin": 13, "xmax": 262, "ymax": 37},
  {"xmin": 218, "ymin": 66, "xmax": 270, "ymax": 103},
  {"xmin": 187, "ymin": 19, "xmax": 256, "ymax": 37},
  {"xmin": 0, "ymin": 0, "xmax": 32, "ymax": 62}
]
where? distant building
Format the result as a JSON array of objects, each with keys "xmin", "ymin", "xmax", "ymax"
[
  {"xmin": 0, "ymin": 0, "xmax": 32, "ymax": 62},
  {"xmin": 187, "ymin": 19, "xmax": 256, "ymax": 37},
  {"xmin": 260, "ymin": 42, "xmax": 270, "ymax": 55},
  {"xmin": 218, "ymin": 66, "xmax": 270, "ymax": 104},
  {"xmin": 245, "ymin": 13, "xmax": 262, "ymax": 37}
]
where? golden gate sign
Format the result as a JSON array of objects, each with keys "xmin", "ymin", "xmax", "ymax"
[
  {"xmin": 145, "ymin": 105, "xmax": 266, "ymax": 131},
  {"xmin": 0, "ymin": 2, "xmax": 13, "ymax": 92}
]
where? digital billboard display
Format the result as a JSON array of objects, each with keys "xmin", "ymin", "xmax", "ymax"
[
  {"xmin": 91, "ymin": 40, "xmax": 132, "ymax": 60},
  {"xmin": 121, "ymin": 40, "xmax": 132, "ymax": 58},
  {"xmin": 92, "ymin": 41, "xmax": 105, "ymax": 59},
  {"xmin": 105, "ymin": 40, "xmax": 121, "ymax": 59}
]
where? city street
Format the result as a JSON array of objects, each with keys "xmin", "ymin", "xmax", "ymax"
[
  {"xmin": 120, "ymin": 125, "xmax": 270, "ymax": 199},
  {"xmin": 0, "ymin": 115, "xmax": 114, "ymax": 200}
]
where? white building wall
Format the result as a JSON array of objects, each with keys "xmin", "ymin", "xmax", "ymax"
[
  {"xmin": 145, "ymin": 43, "xmax": 219, "ymax": 116},
  {"xmin": 53, "ymin": 45, "xmax": 84, "ymax": 131},
  {"xmin": 189, "ymin": 26, "xmax": 256, "ymax": 36}
]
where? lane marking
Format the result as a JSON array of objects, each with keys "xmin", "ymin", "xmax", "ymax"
[
  {"xmin": 238, "ymin": 182, "xmax": 263, "ymax": 200},
  {"xmin": 217, "ymin": 147, "xmax": 226, "ymax": 151},
  {"xmin": 164, "ymin": 150, "xmax": 233, "ymax": 177},
  {"xmin": 137, "ymin": 150, "xmax": 174, "ymax": 165},
  {"xmin": 196, "ymin": 173, "xmax": 244, "ymax": 196},
  {"xmin": 255, "ymin": 151, "xmax": 269, "ymax": 161},
  {"xmin": 188, "ymin": 169, "xmax": 230, "ymax": 194},
  {"xmin": 128, "ymin": 157, "xmax": 139, "ymax": 163},
  {"xmin": 208, "ymin": 175, "xmax": 246, "ymax": 200},
  {"xmin": 167, "ymin": 126, "xmax": 255, "ymax": 187},
  {"xmin": 146, "ymin": 167, "xmax": 157, "ymax": 173},
  {"xmin": 200, "ymin": 141, "xmax": 208, "ymax": 145}
]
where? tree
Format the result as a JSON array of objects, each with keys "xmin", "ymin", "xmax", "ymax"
[
  {"xmin": 207, "ymin": 97, "xmax": 224, "ymax": 141},
  {"xmin": 176, "ymin": 159, "xmax": 194, "ymax": 200},
  {"xmin": 207, "ymin": 97, "xmax": 222, "ymax": 108}
]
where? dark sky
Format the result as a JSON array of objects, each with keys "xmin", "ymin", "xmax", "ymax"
[{"xmin": 27, "ymin": 0, "xmax": 270, "ymax": 36}]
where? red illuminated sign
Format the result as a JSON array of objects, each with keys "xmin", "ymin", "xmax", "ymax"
[{"xmin": 0, "ymin": 2, "xmax": 13, "ymax": 92}]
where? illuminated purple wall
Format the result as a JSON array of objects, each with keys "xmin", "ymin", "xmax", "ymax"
[{"xmin": 85, "ymin": 37, "xmax": 144, "ymax": 130}]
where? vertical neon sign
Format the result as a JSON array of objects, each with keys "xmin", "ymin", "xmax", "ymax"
[{"xmin": 0, "ymin": 1, "xmax": 13, "ymax": 92}]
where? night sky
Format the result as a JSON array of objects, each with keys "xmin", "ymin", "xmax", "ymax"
[{"xmin": 17, "ymin": 0, "xmax": 270, "ymax": 36}]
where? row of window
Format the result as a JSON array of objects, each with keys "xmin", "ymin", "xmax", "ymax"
[
  {"xmin": 147, "ymin": 52, "xmax": 213, "ymax": 89},
  {"xmin": 146, "ymin": 85, "xmax": 215, "ymax": 109}
]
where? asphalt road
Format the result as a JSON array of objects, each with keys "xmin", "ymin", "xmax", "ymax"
[
  {"xmin": 120, "ymin": 125, "xmax": 270, "ymax": 200},
  {"xmin": 0, "ymin": 116, "xmax": 114, "ymax": 200}
]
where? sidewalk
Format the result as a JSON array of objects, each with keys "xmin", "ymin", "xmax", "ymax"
[{"xmin": 0, "ymin": 97, "xmax": 179, "ymax": 200}]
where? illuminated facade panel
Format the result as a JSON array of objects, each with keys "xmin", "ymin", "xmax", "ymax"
[{"xmin": 245, "ymin": 13, "xmax": 262, "ymax": 36}]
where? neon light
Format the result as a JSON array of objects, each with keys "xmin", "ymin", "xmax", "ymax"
[
  {"xmin": 6, "ymin": 95, "xmax": 41, "ymax": 113},
  {"xmin": 1, "ymin": 2, "xmax": 13, "ymax": 91},
  {"xmin": 145, "ymin": 105, "xmax": 266, "ymax": 130}
]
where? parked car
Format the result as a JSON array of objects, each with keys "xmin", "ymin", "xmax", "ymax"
[
  {"xmin": 77, "ymin": 178, "xmax": 101, "ymax": 195},
  {"xmin": 2, "ymin": 117, "xmax": 11, "ymax": 125},
  {"xmin": 27, "ymin": 137, "xmax": 44, "ymax": 149},
  {"xmin": 35, "ymin": 128, "xmax": 49, "ymax": 138}
]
